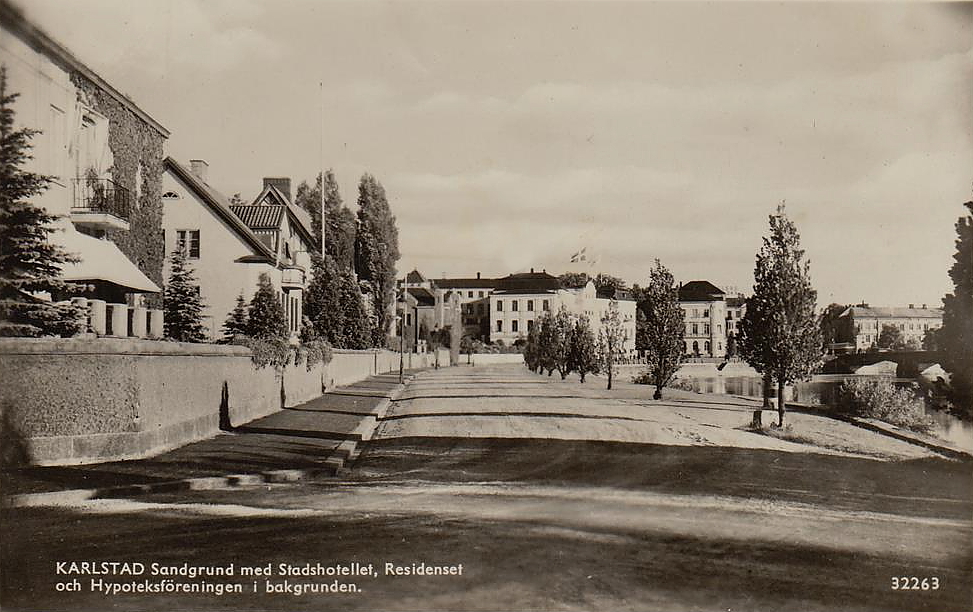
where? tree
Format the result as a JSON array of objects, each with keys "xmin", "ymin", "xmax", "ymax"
[
  {"xmin": 639, "ymin": 260, "xmax": 686, "ymax": 400},
  {"xmin": 523, "ymin": 324, "xmax": 540, "ymax": 371},
  {"xmin": 558, "ymin": 271, "xmax": 626, "ymax": 293},
  {"xmin": 568, "ymin": 315, "xmax": 599, "ymax": 382},
  {"xmin": 163, "ymin": 247, "xmax": 206, "ymax": 342},
  {"xmin": 819, "ymin": 303, "xmax": 848, "ymax": 349},
  {"xmin": 246, "ymin": 272, "xmax": 289, "ymax": 340},
  {"xmin": 737, "ymin": 206, "xmax": 822, "ymax": 427},
  {"xmin": 354, "ymin": 174, "xmax": 400, "ymax": 346},
  {"xmin": 592, "ymin": 273, "xmax": 626, "ymax": 293},
  {"xmin": 295, "ymin": 170, "xmax": 357, "ymax": 269},
  {"xmin": 922, "ymin": 327, "xmax": 940, "ymax": 352},
  {"xmin": 940, "ymin": 202, "xmax": 973, "ymax": 417},
  {"xmin": 219, "ymin": 292, "xmax": 248, "ymax": 343},
  {"xmin": 876, "ymin": 324, "xmax": 903, "ymax": 350},
  {"xmin": 597, "ymin": 300, "xmax": 626, "ymax": 390},
  {"xmin": 550, "ymin": 307, "xmax": 573, "ymax": 379},
  {"xmin": 0, "ymin": 66, "xmax": 85, "ymax": 337},
  {"xmin": 537, "ymin": 311, "xmax": 558, "ymax": 376},
  {"xmin": 337, "ymin": 268, "xmax": 371, "ymax": 349}
]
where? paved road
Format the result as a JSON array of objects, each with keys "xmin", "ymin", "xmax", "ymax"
[{"xmin": 2, "ymin": 365, "xmax": 970, "ymax": 612}]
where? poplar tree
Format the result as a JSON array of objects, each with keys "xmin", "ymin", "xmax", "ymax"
[
  {"xmin": 295, "ymin": 170, "xmax": 357, "ymax": 269},
  {"xmin": 0, "ymin": 66, "xmax": 84, "ymax": 337},
  {"xmin": 537, "ymin": 310, "xmax": 558, "ymax": 376},
  {"xmin": 568, "ymin": 315, "xmax": 599, "ymax": 383},
  {"xmin": 551, "ymin": 307, "xmax": 573, "ymax": 379},
  {"xmin": 246, "ymin": 272, "xmax": 289, "ymax": 340},
  {"xmin": 737, "ymin": 206, "xmax": 822, "ymax": 427},
  {"xmin": 598, "ymin": 300, "xmax": 626, "ymax": 390},
  {"xmin": 940, "ymin": 202, "xmax": 973, "ymax": 417},
  {"xmin": 354, "ymin": 174, "xmax": 400, "ymax": 347},
  {"xmin": 639, "ymin": 259, "xmax": 686, "ymax": 399},
  {"xmin": 163, "ymin": 247, "xmax": 206, "ymax": 342}
]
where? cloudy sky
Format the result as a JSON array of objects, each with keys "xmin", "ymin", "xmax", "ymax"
[{"xmin": 20, "ymin": 0, "xmax": 973, "ymax": 306}]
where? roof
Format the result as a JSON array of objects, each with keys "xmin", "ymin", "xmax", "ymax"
[
  {"xmin": 678, "ymin": 280, "xmax": 725, "ymax": 302},
  {"xmin": 406, "ymin": 270, "xmax": 428, "ymax": 284},
  {"xmin": 726, "ymin": 296, "xmax": 747, "ymax": 308},
  {"xmin": 842, "ymin": 306, "xmax": 944, "ymax": 319},
  {"xmin": 1, "ymin": 1, "xmax": 169, "ymax": 138},
  {"xmin": 407, "ymin": 287, "xmax": 436, "ymax": 307},
  {"xmin": 596, "ymin": 286, "xmax": 635, "ymax": 301},
  {"xmin": 230, "ymin": 205, "xmax": 284, "ymax": 230},
  {"xmin": 494, "ymin": 272, "xmax": 561, "ymax": 295},
  {"xmin": 249, "ymin": 184, "xmax": 317, "ymax": 250},
  {"xmin": 163, "ymin": 158, "xmax": 275, "ymax": 262},
  {"xmin": 435, "ymin": 277, "xmax": 498, "ymax": 289}
]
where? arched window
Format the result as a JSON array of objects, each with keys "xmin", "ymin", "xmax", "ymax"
[
  {"xmin": 692, "ymin": 341, "xmax": 699, "ymax": 355},
  {"xmin": 704, "ymin": 341, "xmax": 711, "ymax": 354},
  {"xmin": 162, "ymin": 191, "xmax": 180, "ymax": 200}
]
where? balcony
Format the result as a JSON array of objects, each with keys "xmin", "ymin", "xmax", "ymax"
[
  {"xmin": 281, "ymin": 265, "xmax": 306, "ymax": 289},
  {"xmin": 71, "ymin": 178, "xmax": 131, "ymax": 232}
]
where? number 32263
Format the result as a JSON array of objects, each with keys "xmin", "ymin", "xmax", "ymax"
[{"xmin": 892, "ymin": 576, "xmax": 940, "ymax": 590}]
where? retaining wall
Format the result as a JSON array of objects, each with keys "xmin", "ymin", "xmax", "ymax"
[{"xmin": 0, "ymin": 339, "xmax": 444, "ymax": 466}]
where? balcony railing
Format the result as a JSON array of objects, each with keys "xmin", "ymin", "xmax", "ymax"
[{"xmin": 72, "ymin": 177, "xmax": 132, "ymax": 222}]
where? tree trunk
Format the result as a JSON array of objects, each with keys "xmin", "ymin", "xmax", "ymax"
[
  {"xmin": 560, "ymin": 371, "xmax": 567, "ymax": 380},
  {"xmin": 607, "ymin": 366, "xmax": 613, "ymax": 390},
  {"xmin": 653, "ymin": 387, "xmax": 662, "ymax": 400},
  {"xmin": 762, "ymin": 372, "xmax": 772, "ymax": 409},
  {"xmin": 580, "ymin": 372, "xmax": 586, "ymax": 383},
  {"xmin": 777, "ymin": 379, "xmax": 786, "ymax": 427},
  {"xmin": 751, "ymin": 410, "xmax": 763, "ymax": 429}
]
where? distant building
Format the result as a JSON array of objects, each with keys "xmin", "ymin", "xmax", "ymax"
[
  {"xmin": 489, "ymin": 270, "xmax": 637, "ymax": 354},
  {"xmin": 162, "ymin": 160, "xmax": 316, "ymax": 340},
  {"xmin": 433, "ymin": 273, "xmax": 498, "ymax": 341},
  {"xmin": 678, "ymin": 280, "xmax": 728, "ymax": 357},
  {"xmin": 724, "ymin": 294, "xmax": 747, "ymax": 356},
  {"xmin": 397, "ymin": 270, "xmax": 462, "ymax": 353},
  {"xmin": 838, "ymin": 304, "xmax": 943, "ymax": 351},
  {"xmin": 2, "ymin": 1, "xmax": 167, "ymax": 337}
]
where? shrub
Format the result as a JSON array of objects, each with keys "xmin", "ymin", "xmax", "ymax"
[{"xmin": 836, "ymin": 377, "xmax": 936, "ymax": 434}]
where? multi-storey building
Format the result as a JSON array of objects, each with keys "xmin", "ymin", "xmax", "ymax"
[
  {"xmin": 724, "ymin": 295, "xmax": 747, "ymax": 356},
  {"xmin": 489, "ymin": 270, "xmax": 637, "ymax": 354},
  {"xmin": 678, "ymin": 280, "xmax": 728, "ymax": 357},
  {"xmin": 162, "ymin": 161, "xmax": 316, "ymax": 340},
  {"xmin": 398, "ymin": 270, "xmax": 462, "ymax": 353},
  {"xmin": 434, "ymin": 273, "xmax": 498, "ymax": 340},
  {"xmin": 2, "ymin": 1, "xmax": 168, "ymax": 337},
  {"xmin": 837, "ymin": 304, "xmax": 943, "ymax": 351}
]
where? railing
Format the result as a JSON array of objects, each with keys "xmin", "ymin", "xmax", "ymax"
[{"xmin": 73, "ymin": 177, "xmax": 132, "ymax": 222}]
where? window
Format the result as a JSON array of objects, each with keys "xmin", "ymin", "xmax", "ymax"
[
  {"xmin": 692, "ymin": 323, "xmax": 698, "ymax": 335},
  {"xmin": 468, "ymin": 291, "xmax": 473, "ymax": 298},
  {"xmin": 406, "ymin": 313, "xmax": 412, "ymax": 326},
  {"xmin": 704, "ymin": 323, "xmax": 710, "ymax": 334},
  {"xmin": 496, "ymin": 300, "xmax": 503, "ymax": 312},
  {"xmin": 496, "ymin": 320, "xmax": 503, "ymax": 332},
  {"xmin": 512, "ymin": 320, "xmax": 519, "ymax": 333},
  {"xmin": 176, "ymin": 230, "xmax": 200, "ymax": 258},
  {"xmin": 479, "ymin": 291, "xmax": 485, "ymax": 298},
  {"xmin": 727, "ymin": 311, "xmax": 733, "ymax": 320},
  {"xmin": 527, "ymin": 300, "xmax": 534, "ymax": 311},
  {"xmin": 703, "ymin": 309, "xmax": 709, "ymax": 318},
  {"xmin": 527, "ymin": 319, "xmax": 534, "ymax": 331},
  {"xmin": 512, "ymin": 300, "xmax": 518, "ymax": 312},
  {"xmin": 477, "ymin": 304, "xmax": 484, "ymax": 315},
  {"xmin": 543, "ymin": 300, "xmax": 549, "ymax": 311},
  {"xmin": 162, "ymin": 191, "xmax": 180, "ymax": 200}
]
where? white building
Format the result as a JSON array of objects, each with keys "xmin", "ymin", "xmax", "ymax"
[
  {"xmin": 162, "ymin": 159, "xmax": 315, "ymax": 340},
  {"xmin": 838, "ymin": 304, "xmax": 943, "ymax": 351},
  {"xmin": 678, "ymin": 280, "xmax": 728, "ymax": 357}
]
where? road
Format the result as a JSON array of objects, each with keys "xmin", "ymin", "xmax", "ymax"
[{"xmin": 2, "ymin": 364, "xmax": 971, "ymax": 612}]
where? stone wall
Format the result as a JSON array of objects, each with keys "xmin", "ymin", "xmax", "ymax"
[{"xmin": 0, "ymin": 339, "xmax": 440, "ymax": 466}]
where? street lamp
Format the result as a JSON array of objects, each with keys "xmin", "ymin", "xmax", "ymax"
[{"xmin": 395, "ymin": 313, "xmax": 404, "ymax": 384}]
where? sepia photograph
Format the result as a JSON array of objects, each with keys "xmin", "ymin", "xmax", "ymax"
[{"xmin": 0, "ymin": 1, "xmax": 971, "ymax": 611}]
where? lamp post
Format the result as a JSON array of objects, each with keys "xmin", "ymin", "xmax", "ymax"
[{"xmin": 396, "ymin": 313, "xmax": 404, "ymax": 384}]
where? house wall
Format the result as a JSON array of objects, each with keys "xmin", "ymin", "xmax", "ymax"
[
  {"xmin": 680, "ymin": 299, "xmax": 727, "ymax": 357},
  {"xmin": 161, "ymin": 172, "xmax": 277, "ymax": 339},
  {"xmin": 0, "ymin": 339, "xmax": 443, "ymax": 466}
]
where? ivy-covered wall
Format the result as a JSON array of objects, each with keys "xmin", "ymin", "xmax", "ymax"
[{"xmin": 71, "ymin": 74, "xmax": 167, "ymax": 308}]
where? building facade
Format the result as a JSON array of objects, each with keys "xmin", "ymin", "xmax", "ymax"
[
  {"xmin": 434, "ymin": 274, "xmax": 497, "ymax": 341},
  {"xmin": 162, "ymin": 160, "xmax": 315, "ymax": 340},
  {"xmin": 838, "ymin": 304, "xmax": 943, "ymax": 351},
  {"xmin": 678, "ymin": 281, "xmax": 728, "ymax": 358},
  {"xmin": 2, "ymin": 1, "xmax": 167, "ymax": 336}
]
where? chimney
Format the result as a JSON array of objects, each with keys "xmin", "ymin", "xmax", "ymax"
[
  {"xmin": 476, "ymin": 272, "xmax": 481, "ymax": 279},
  {"xmin": 922, "ymin": 303, "xmax": 927, "ymax": 309},
  {"xmin": 189, "ymin": 159, "xmax": 209, "ymax": 183},
  {"xmin": 908, "ymin": 303, "xmax": 914, "ymax": 309},
  {"xmin": 263, "ymin": 177, "xmax": 292, "ymax": 202},
  {"xmin": 530, "ymin": 267, "xmax": 534, "ymax": 274}
]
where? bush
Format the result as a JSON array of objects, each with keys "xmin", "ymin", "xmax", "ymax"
[{"xmin": 836, "ymin": 377, "xmax": 936, "ymax": 434}]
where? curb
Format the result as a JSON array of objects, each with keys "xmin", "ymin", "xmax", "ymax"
[{"xmin": 6, "ymin": 374, "xmax": 422, "ymax": 508}]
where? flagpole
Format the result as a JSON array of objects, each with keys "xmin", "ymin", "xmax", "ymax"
[{"xmin": 319, "ymin": 80, "xmax": 326, "ymax": 257}]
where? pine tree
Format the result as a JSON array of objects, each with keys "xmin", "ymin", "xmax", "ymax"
[
  {"xmin": 737, "ymin": 205, "xmax": 822, "ymax": 427},
  {"xmin": 639, "ymin": 259, "xmax": 686, "ymax": 399},
  {"xmin": 354, "ymin": 174, "xmax": 400, "ymax": 347},
  {"xmin": 0, "ymin": 66, "xmax": 85, "ymax": 337},
  {"xmin": 597, "ymin": 300, "xmax": 626, "ymax": 390},
  {"xmin": 304, "ymin": 253, "xmax": 343, "ymax": 344},
  {"xmin": 940, "ymin": 202, "xmax": 973, "ymax": 418},
  {"xmin": 163, "ymin": 247, "xmax": 206, "ymax": 342},
  {"xmin": 568, "ymin": 315, "xmax": 599, "ymax": 383},
  {"xmin": 246, "ymin": 272, "xmax": 289, "ymax": 341},
  {"xmin": 219, "ymin": 292, "xmax": 248, "ymax": 343}
]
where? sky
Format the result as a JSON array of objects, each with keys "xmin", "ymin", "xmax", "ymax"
[{"xmin": 18, "ymin": 0, "xmax": 973, "ymax": 307}]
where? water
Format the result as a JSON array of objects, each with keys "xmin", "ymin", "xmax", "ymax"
[{"xmin": 664, "ymin": 369, "xmax": 973, "ymax": 453}]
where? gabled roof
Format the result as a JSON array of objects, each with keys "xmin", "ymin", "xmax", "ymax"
[
  {"xmin": 406, "ymin": 270, "xmax": 428, "ymax": 284},
  {"xmin": 678, "ymin": 280, "xmax": 725, "ymax": 302},
  {"xmin": 841, "ymin": 306, "xmax": 943, "ymax": 319},
  {"xmin": 163, "ymin": 158, "xmax": 274, "ymax": 262},
  {"xmin": 494, "ymin": 271, "xmax": 561, "ymax": 295},
  {"xmin": 230, "ymin": 205, "xmax": 284, "ymax": 230},
  {"xmin": 249, "ymin": 184, "xmax": 317, "ymax": 250},
  {"xmin": 407, "ymin": 287, "xmax": 436, "ymax": 307},
  {"xmin": 435, "ymin": 277, "xmax": 498, "ymax": 289}
]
